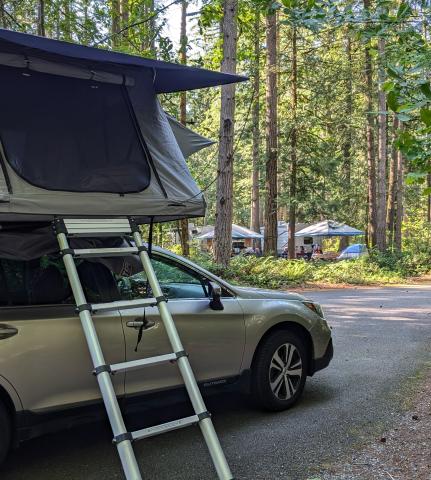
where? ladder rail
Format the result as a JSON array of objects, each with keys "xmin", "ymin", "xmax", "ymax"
[
  {"xmin": 57, "ymin": 231, "xmax": 142, "ymax": 480},
  {"xmin": 132, "ymin": 229, "xmax": 234, "ymax": 480},
  {"xmin": 55, "ymin": 217, "xmax": 234, "ymax": 480}
]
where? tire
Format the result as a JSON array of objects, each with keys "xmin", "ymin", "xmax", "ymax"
[
  {"xmin": 0, "ymin": 400, "xmax": 11, "ymax": 467},
  {"xmin": 251, "ymin": 330, "xmax": 308, "ymax": 411}
]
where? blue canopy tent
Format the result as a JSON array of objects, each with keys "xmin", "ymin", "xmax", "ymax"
[{"xmin": 295, "ymin": 220, "xmax": 364, "ymax": 237}]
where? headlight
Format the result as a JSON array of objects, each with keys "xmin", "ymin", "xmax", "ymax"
[{"xmin": 302, "ymin": 301, "xmax": 324, "ymax": 318}]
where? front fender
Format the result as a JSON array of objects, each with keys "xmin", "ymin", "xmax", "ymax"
[
  {"xmin": 239, "ymin": 299, "xmax": 317, "ymax": 370},
  {"xmin": 0, "ymin": 373, "xmax": 23, "ymax": 412}
]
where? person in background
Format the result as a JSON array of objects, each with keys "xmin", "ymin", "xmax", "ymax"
[{"xmin": 282, "ymin": 246, "xmax": 289, "ymax": 259}]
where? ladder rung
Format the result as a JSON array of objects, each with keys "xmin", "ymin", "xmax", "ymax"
[
  {"xmin": 132, "ymin": 415, "xmax": 199, "ymax": 441},
  {"xmin": 72, "ymin": 247, "xmax": 139, "ymax": 258},
  {"xmin": 63, "ymin": 218, "xmax": 132, "ymax": 237},
  {"xmin": 110, "ymin": 353, "xmax": 177, "ymax": 373},
  {"xmin": 91, "ymin": 298, "xmax": 156, "ymax": 313}
]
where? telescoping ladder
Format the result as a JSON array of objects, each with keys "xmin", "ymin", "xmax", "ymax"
[{"xmin": 53, "ymin": 217, "xmax": 234, "ymax": 480}]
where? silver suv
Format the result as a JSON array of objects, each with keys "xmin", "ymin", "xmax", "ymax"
[{"xmin": 0, "ymin": 246, "xmax": 332, "ymax": 464}]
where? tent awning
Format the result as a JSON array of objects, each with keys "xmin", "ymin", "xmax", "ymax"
[
  {"xmin": 295, "ymin": 220, "xmax": 364, "ymax": 237},
  {"xmin": 0, "ymin": 29, "xmax": 248, "ymax": 93}
]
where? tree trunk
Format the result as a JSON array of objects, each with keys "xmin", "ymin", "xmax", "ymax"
[
  {"xmin": 263, "ymin": 11, "xmax": 278, "ymax": 256},
  {"xmin": 213, "ymin": 0, "xmax": 238, "ymax": 267},
  {"xmin": 37, "ymin": 0, "xmax": 45, "ymax": 36},
  {"xmin": 364, "ymin": 0, "xmax": 377, "ymax": 248},
  {"xmin": 121, "ymin": 0, "xmax": 129, "ymax": 38},
  {"xmin": 386, "ymin": 116, "xmax": 399, "ymax": 248},
  {"xmin": 111, "ymin": 0, "xmax": 121, "ymax": 48},
  {"xmin": 343, "ymin": 32, "xmax": 353, "ymax": 211},
  {"xmin": 63, "ymin": 1, "xmax": 72, "ymax": 41},
  {"xmin": 146, "ymin": 0, "xmax": 156, "ymax": 55},
  {"xmin": 157, "ymin": 223, "xmax": 163, "ymax": 247},
  {"xmin": 288, "ymin": 27, "xmax": 297, "ymax": 260},
  {"xmin": 375, "ymin": 36, "xmax": 387, "ymax": 251},
  {"xmin": 179, "ymin": 0, "xmax": 190, "ymax": 257},
  {"xmin": 250, "ymin": 10, "xmax": 260, "ymax": 239},
  {"xmin": 0, "ymin": 0, "xmax": 5, "ymax": 28},
  {"xmin": 339, "ymin": 236, "xmax": 349, "ymax": 252},
  {"xmin": 394, "ymin": 123, "xmax": 404, "ymax": 251},
  {"xmin": 427, "ymin": 173, "xmax": 431, "ymax": 223},
  {"xmin": 141, "ymin": 0, "xmax": 156, "ymax": 56}
]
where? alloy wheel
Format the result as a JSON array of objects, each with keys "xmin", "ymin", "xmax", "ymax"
[{"xmin": 269, "ymin": 342, "xmax": 303, "ymax": 400}]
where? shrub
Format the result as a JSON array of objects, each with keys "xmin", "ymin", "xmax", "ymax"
[
  {"xmin": 170, "ymin": 241, "xmax": 429, "ymax": 290},
  {"xmin": 227, "ymin": 256, "xmax": 313, "ymax": 288},
  {"xmin": 188, "ymin": 254, "xmax": 405, "ymax": 289},
  {"xmin": 311, "ymin": 257, "xmax": 402, "ymax": 285}
]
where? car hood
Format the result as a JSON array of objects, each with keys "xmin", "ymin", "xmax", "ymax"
[{"xmin": 232, "ymin": 286, "xmax": 307, "ymax": 302}]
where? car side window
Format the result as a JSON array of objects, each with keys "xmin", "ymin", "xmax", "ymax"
[
  {"xmin": 0, "ymin": 256, "xmax": 122, "ymax": 306},
  {"xmin": 117, "ymin": 255, "xmax": 208, "ymax": 300},
  {"xmin": 0, "ymin": 256, "xmax": 72, "ymax": 306}
]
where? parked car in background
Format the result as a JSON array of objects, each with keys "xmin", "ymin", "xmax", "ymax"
[
  {"xmin": 0, "ymin": 243, "xmax": 333, "ymax": 465},
  {"xmin": 337, "ymin": 243, "xmax": 368, "ymax": 260}
]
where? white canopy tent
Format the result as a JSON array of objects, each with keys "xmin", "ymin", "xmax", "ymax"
[
  {"xmin": 196, "ymin": 224, "xmax": 263, "ymax": 240},
  {"xmin": 295, "ymin": 220, "xmax": 364, "ymax": 238}
]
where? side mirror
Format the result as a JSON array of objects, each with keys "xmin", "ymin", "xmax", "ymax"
[{"xmin": 208, "ymin": 282, "xmax": 224, "ymax": 311}]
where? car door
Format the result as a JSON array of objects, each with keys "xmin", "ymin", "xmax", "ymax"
[
  {"xmin": 0, "ymin": 257, "xmax": 125, "ymax": 412},
  {"xmin": 117, "ymin": 254, "xmax": 245, "ymax": 396}
]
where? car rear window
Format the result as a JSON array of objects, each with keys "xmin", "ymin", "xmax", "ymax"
[{"xmin": 0, "ymin": 257, "xmax": 122, "ymax": 306}]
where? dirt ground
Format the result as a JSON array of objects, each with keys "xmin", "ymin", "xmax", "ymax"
[{"xmin": 315, "ymin": 368, "xmax": 431, "ymax": 480}]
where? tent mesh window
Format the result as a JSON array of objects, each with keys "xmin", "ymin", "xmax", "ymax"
[{"xmin": 0, "ymin": 66, "xmax": 151, "ymax": 193}]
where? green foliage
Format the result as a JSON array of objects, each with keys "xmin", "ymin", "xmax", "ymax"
[
  {"xmin": 184, "ymin": 228, "xmax": 431, "ymax": 288},
  {"xmin": 194, "ymin": 254, "xmax": 410, "ymax": 288},
  {"xmin": 373, "ymin": 3, "xmax": 431, "ymax": 186},
  {"xmin": 226, "ymin": 255, "xmax": 314, "ymax": 287},
  {"xmin": 311, "ymin": 257, "xmax": 403, "ymax": 285}
]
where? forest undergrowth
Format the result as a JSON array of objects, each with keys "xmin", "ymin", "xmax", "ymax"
[{"xmin": 170, "ymin": 247, "xmax": 431, "ymax": 289}]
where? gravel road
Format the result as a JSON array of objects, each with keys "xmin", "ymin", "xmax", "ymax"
[{"xmin": 2, "ymin": 285, "xmax": 431, "ymax": 480}]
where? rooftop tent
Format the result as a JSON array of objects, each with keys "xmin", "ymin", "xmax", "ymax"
[
  {"xmin": 0, "ymin": 29, "xmax": 247, "ymax": 223},
  {"xmin": 295, "ymin": 220, "xmax": 364, "ymax": 237}
]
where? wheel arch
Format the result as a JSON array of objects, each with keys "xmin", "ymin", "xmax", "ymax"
[
  {"xmin": 0, "ymin": 383, "xmax": 16, "ymax": 446},
  {"xmin": 0, "ymin": 375, "xmax": 22, "ymax": 436},
  {"xmin": 250, "ymin": 321, "xmax": 314, "ymax": 376}
]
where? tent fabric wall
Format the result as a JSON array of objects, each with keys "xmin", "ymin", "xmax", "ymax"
[
  {"xmin": 0, "ymin": 172, "xmax": 9, "ymax": 202},
  {"xmin": 166, "ymin": 115, "xmax": 215, "ymax": 158}
]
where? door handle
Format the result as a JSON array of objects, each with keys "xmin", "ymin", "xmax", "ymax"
[
  {"xmin": 0, "ymin": 324, "xmax": 18, "ymax": 340},
  {"xmin": 126, "ymin": 319, "xmax": 156, "ymax": 330}
]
